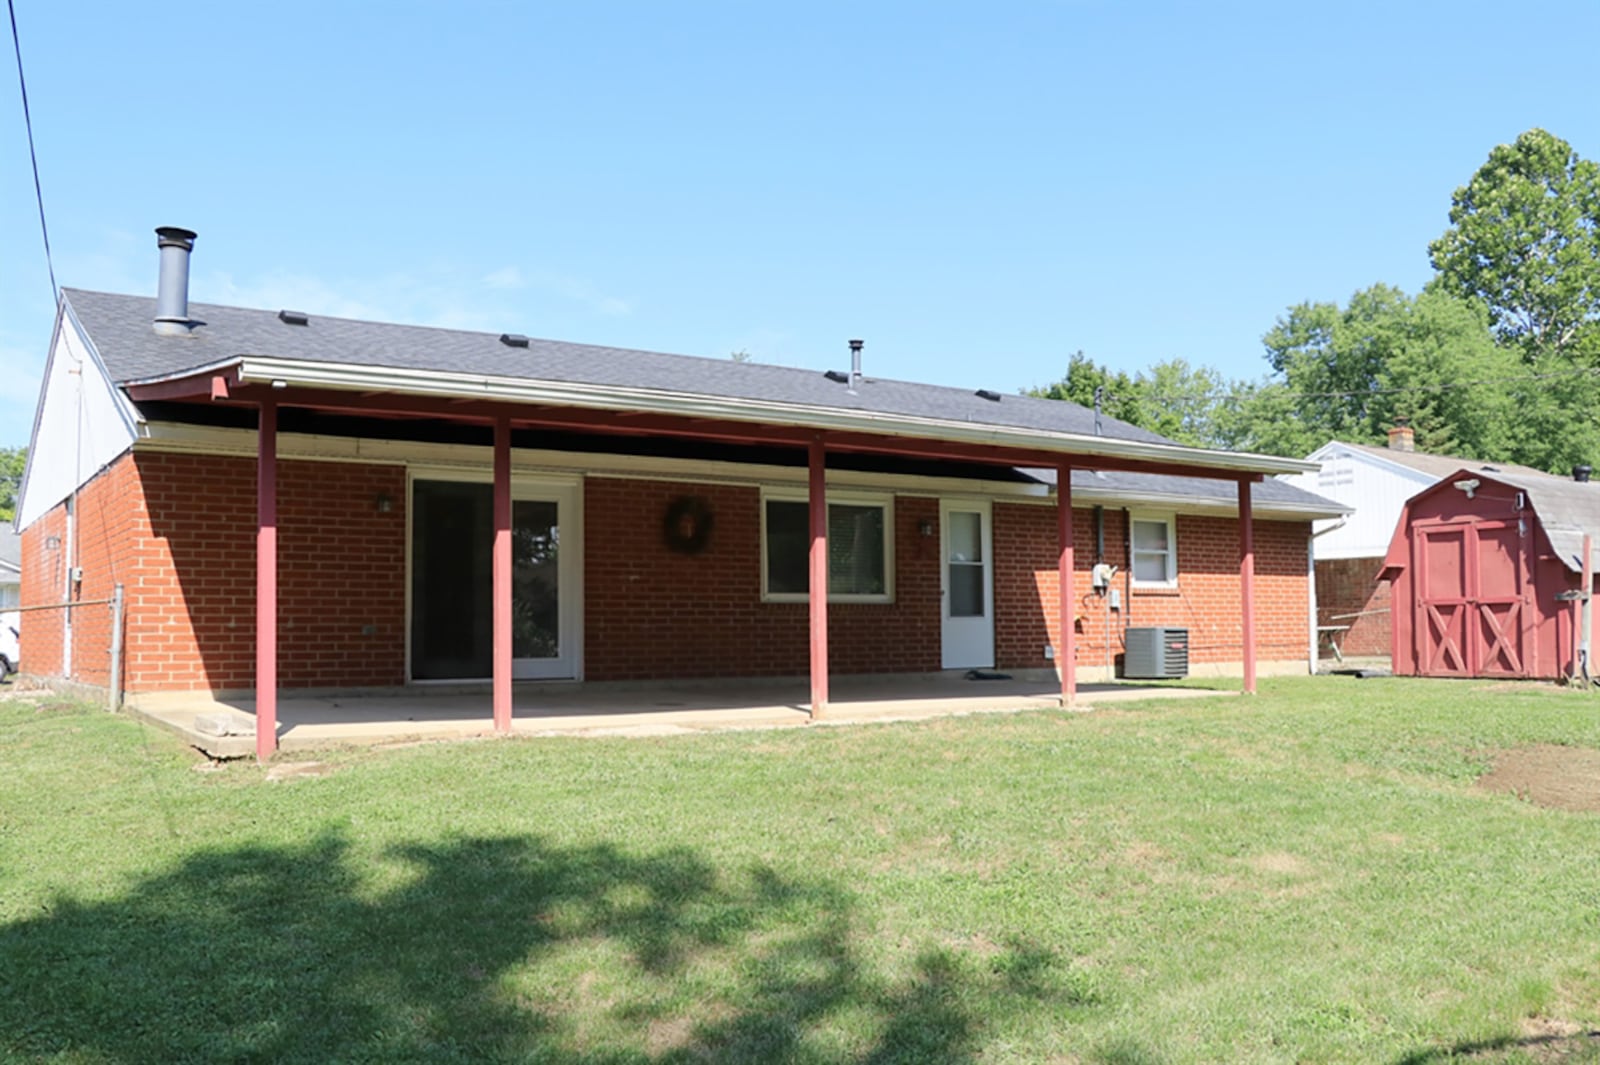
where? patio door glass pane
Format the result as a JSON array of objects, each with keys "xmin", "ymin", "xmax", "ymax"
[
  {"xmin": 412, "ymin": 483, "xmax": 565, "ymax": 680},
  {"xmin": 513, "ymin": 500, "xmax": 560, "ymax": 660},
  {"xmin": 411, "ymin": 480, "xmax": 492, "ymax": 680}
]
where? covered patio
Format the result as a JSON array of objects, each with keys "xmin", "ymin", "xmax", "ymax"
[
  {"xmin": 124, "ymin": 367, "xmax": 1284, "ymax": 762},
  {"xmin": 127, "ymin": 673, "xmax": 1235, "ymax": 758}
]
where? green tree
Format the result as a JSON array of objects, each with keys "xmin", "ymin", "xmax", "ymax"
[
  {"xmin": 0, "ymin": 447, "xmax": 24, "ymax": 523},
  {"xmin": 1375, "ymin": 287, "xmax": 1521, "ymax": 461},
  {"xmin": 1428, "ymin": 128, "xmax": 1600, "ymax": 359},
  {"xmin": 1138, "ymin": 359, "xmax": 1228, "ymax": 447},
  {"xmin": 1259, "ymin": 283, "xmax": 1413, "ymax": 444},
  {"xmin": 1030, "ymin": 353, "xmax": 1228, "ymax": 447},
  {"xmin": 1030, "ymin": 352, "xmax": 1146, "ymax": 428}
]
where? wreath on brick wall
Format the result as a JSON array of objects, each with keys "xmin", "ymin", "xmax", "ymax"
[{"xmin": 662, "ymin": 495, "xmax": 714, "ymax": 554}]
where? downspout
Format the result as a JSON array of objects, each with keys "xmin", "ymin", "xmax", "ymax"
[
  {"xmin": 1581, "ymin": 535, "xmax": 1592, "ymax": 685},
  {"xmin": 1122, "ymin": 507, "xmax": 1132, "ymax": 653}
]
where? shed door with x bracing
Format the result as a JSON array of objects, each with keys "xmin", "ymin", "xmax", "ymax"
[{"xmin": 1413, "ymin": 519, "xmax": 1530, "ymax": 678}]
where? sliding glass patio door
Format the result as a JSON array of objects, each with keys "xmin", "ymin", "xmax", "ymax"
[{"xmin": 410, "ymin": 479, "xmax": 579, "ymax": 681}]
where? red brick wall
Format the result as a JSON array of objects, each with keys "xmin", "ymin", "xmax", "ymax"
[
  {"xmin": 584, "ymin": 479, "xmax": 941, "ymax": 679},
  {"xmin": 1314, "ymin": 557, "xmax": 1391, "ymax": 658},
  {"xmin": 19, "ymin": 495, "xmax": 71, "ymax": 679},
  {"xmin": 24, "ymin": 451, "xmax": 408, "ymax": 693},
  {"xmin": 24, "ymin": 453, "xmax": 1315, "ymax": 691},
  {"xmin": 994, "ymin": 503, "xmax": 1309, "ymax": 671}
]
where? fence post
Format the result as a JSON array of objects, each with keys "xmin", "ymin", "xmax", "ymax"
[{"xmin": 107, "ymin": 584, "xmax": 125, "ymax": 712}]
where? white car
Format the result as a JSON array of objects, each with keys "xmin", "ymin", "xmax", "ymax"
[{"xmin": 0, "ymin": 611, "xmax": 18, "ymax": 682}]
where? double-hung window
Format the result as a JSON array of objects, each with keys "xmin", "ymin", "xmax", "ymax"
[
  {"xmin": 762, "ymin": 491, "xmax": 893, "ymax": 602},
  {"xmin": 1130, "ymin": 513, "xmax": 1178, "ymax": 588}
]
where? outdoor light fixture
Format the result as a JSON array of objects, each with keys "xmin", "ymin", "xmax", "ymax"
[
  {"xmin": 1453, "ymin": 478, "xmax": 1481, "ymax": 499},
  {"xmin": 919, "ymin": 518, "xmax": 935, "ymax": 537},
  {"xmin": 374, "ymin": 493, "xmax": 394, "ymax": 514},
  {"xmin": 45, "ymin": 535, "xmax": 60, "ymax": 550}
]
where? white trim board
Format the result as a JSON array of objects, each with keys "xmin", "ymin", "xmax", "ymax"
[
  {"xmin": 124, "ymin": 354, "xmax": 1317, "ymax": 477},
  {"xmin": 132, "ymin": 421, "xmax": 1330, "ymax": 521}
]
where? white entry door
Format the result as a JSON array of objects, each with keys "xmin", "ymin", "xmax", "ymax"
[{"xmin": 940, "ymin": 500, "xmax": 994, "ymax": 669}]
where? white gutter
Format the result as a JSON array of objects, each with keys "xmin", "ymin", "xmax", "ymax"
[{"xmin": 124, "ymin": 355, "xmax": 1317, "ymax": 478}]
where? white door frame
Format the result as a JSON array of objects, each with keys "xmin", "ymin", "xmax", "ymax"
[
  {"xmin": 405, "ymin": 469, "xmax": 584, "ymax": 683},
  {"xmin": 940, "ymin": 498, "xmax": 994, "ymax": 669}
]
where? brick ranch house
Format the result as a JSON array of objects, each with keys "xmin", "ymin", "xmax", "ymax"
[{"xmin": 18, "ymin": 229, "xmax": 1342, "ymax": 757}]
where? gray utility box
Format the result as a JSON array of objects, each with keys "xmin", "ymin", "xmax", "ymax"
[{"xmin": 1123, "ymin": 627, "xmax": 1189, "ymax": 679}]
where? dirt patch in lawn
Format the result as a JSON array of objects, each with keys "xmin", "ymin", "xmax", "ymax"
[{"xmin": 1477, "ymin": 745, "xmax": 1600, "ymax": 812}]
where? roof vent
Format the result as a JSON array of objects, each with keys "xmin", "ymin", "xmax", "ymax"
[
  {"xmin": 975, "ymin": 388, "xmax": 1001, "ymax": 402},
  {"xmin": 278, "ymin": 309, "xmax": 309, "ymax": 326},
  {"xmin": 1576, "ymin": 465, "xmax": 1593, "ymax": 483},
  {"xmin": 152, "ymin": 226, "xmax": 198, "ymax": 336},
  {"xmin": 500, "ymin": 333, "xmax": 530, "ymax": 348},
  {"xmin": 824, "ymin": 369, "xmax": 850, "ymax": 384}
]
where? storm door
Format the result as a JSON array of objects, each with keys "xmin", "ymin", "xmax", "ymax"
[
  {"xmin": 410, "ymin": 479, "xmax": 579, "ymax": 681},
  {"xmin": 940, "ymin": 500, "xmax": 995, "ymax": 669}
]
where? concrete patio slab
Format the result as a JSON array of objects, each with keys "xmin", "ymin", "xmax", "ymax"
[{"xmin": 125, "ymin": 672, "xmax": 1238, "ymax": 758}]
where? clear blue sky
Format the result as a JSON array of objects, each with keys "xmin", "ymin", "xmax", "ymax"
[{"xmin": 3, "ymin": 1, "xmax": 1598, "ymax": 449}]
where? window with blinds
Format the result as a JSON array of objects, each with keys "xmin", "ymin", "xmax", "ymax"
[{"xmin": 762, "ymin": 494, "xmax": 893, "ymax": 601}]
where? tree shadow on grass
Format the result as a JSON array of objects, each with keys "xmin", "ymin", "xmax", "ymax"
[
  {"xmin": 1391, "ymin": 1028, "xmax": 1600, "ymax": 1064},
  {"xmin": 0, "ymin": 833, "xmax": 1096, "ymax": 1063}
]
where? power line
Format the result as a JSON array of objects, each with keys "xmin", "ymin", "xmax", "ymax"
[
  {"xmin": 1248, "ymin": 364, "xmax": 1600, "ymax": 401},
  {"xmin": 1092, "ymin": 363, "xmax": 1600, "ymax": 407},
  {"xmin": 8, "ymin": 0, "xmax": 56, "ymax": 302}
]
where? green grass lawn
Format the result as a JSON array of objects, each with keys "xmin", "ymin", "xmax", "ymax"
[{"xmin": 3, "ymin": 676, "xmax": 1600, "ymax": 1064}]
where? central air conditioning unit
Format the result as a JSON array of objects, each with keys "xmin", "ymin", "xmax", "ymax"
[{"xmin": 1123, "ymin": 626, "xmax": 1189, "ymax": 679}]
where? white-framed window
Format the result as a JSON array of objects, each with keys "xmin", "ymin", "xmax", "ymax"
[
  {"xmin": 1130, "ymin": 513, "xmax": 1178, "ymax": 588},
  {"xmin": 761, "ymin": 490, "xmax": 894, "ymax": 603}
]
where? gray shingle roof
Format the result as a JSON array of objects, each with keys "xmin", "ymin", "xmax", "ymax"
[
  {"xmin": 66, "ymin": 288, "xmax": 1174, "ymax": 446},
  {"xmin": 64, "ymin": 287, "xmax": 1346, "ymax": 518},
  {"xmin": 1021, "ymin": 467, "xmax": 1343, "ymax": 517}
]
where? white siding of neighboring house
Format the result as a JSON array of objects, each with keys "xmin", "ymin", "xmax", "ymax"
[
  {"xmin": 1280, "ymin": 443, "xmax": 1436, "ymax": 561},
  {"xmin": 15, "ymin": 301, "xmax": 141, "ymax": 531}
]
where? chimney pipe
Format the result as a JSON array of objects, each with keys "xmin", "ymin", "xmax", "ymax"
[
  {"xmin": 153, "ymin": 226, "xmax": 198, "ymax": 336},
  {"xmin": 848, "ymin": 339, "xmax": 864, "ymax": 394},
  {"xmin": 1575, "ymin": 465, "xmax": 1592, "ymax": 483}
]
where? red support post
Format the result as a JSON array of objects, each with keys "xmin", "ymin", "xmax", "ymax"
[
  {"xmin": 808, "ymin": 436, "xmax": 829, "ymax": 716},
  {"xmin": 493, "ymin": 417, "xmax": 513, "ymax": 732},
  {"xmin": 1239, "ymin": 477, "xmax": 1257, "ymax": 695},
  {"xmin": 255, "ymin": 399, "xmax": 278, "ymax": 761},
  {"xmin": 1058, "ymin": 463, "xmax": 1076, "ymax": 706}
]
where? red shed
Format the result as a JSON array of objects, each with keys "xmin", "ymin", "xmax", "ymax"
[{"xmin": 1380, "ymin": 467, "xmax": 1600, "ymax": 680}]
